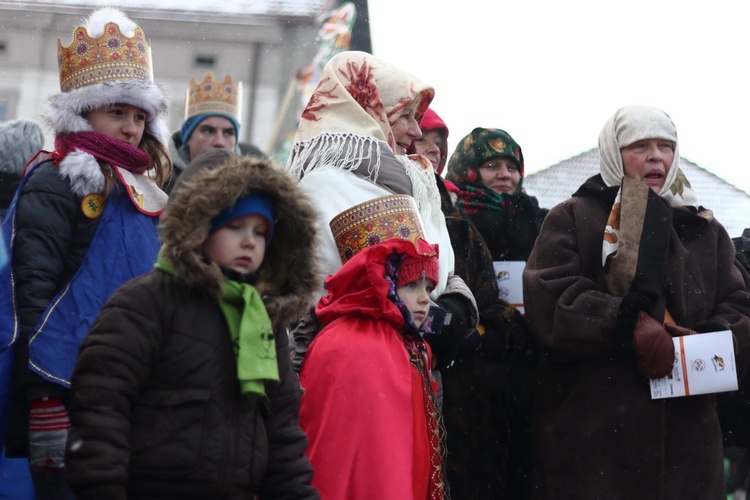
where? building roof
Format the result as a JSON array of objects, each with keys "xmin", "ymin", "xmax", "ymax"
[
  {"xmin": 3, "ymin": 0, "xmax": 330, "ymax": 20},
  {"xmin": 523, "ymin": 148, "xmax": 750, "ymax": 238}
]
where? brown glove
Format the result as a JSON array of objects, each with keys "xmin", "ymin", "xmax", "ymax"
[{"xmin": 633, "ymin": 311, "xmax": 675, "ymax": 379}]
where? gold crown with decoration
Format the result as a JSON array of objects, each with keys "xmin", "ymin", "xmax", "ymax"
[
  {"xmin": 330, "ymin": 195, "xmax": 428, "ymax": 264},
  {"xmin": 185, "ymin": 73, "xmax": 243, "ymax": 122},
  {"xmin": 57, "ymin": 21, "xmax": 153, "ymax": 93}
]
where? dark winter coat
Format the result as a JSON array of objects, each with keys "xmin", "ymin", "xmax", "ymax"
[
  {"xmin": 523, "ymin": 175, "xmax": 750, "ymax": 499},
  {"xmin": 436, "ymin": 174, "xmax": 536, "ymax": 499},
  {"xmin": 4, "ymin": 158, "xmax": 105, "ymax": 456},
  {"xmin": 66, "ymin": 152, "xmax": 320, "ymax": 499},
  {"xmin": 465, "ymin": 190, "xmax": 547, "ymax": 262}
]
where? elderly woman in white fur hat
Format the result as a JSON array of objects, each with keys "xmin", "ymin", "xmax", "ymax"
[
  {"xmin": 0, "ymin": 8, "xmax": 172, "ymax": 498},
  {"xmin": 522, "ymin": 104, "xmax": 750, "ymax": 499}
]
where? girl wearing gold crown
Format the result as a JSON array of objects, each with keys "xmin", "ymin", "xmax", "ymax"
[{"xmin": 0, "ymin": 8, "xmax": 172, "ymax": 498}]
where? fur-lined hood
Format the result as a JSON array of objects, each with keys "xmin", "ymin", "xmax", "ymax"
[{"xmin": 159, "ymin": 149, "xmax": 321, "ymax": 326}]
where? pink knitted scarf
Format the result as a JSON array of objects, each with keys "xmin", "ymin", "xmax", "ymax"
[{"xmin": 53, "ymin": 131, "xmax": 151, "ymax": 173}]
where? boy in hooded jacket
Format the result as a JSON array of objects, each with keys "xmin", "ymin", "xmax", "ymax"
[{"xmin": 65, "ymin": 149, "xmax": 320, "ymax": 499}]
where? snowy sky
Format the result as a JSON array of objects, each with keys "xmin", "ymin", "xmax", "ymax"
[{"xmin": 368, "ymin": 0, "xmax": 750, "ymax": 194}]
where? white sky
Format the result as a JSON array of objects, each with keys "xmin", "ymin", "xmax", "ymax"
[{"xmin": 367, "ymin": 1, "xmax": 750, "ymax": 194}]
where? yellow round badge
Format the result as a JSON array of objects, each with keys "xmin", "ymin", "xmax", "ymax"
[{"xmin": 81, "ymin": 193, "xmax": 105, "ymax": 219}]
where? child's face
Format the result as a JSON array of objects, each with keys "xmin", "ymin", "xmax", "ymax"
[
  {"xmin": 397, "ymin": 278, "xmax": 435, "ymax": 328},
  {"xmin": 86, "ymin": 103, "xmax": 147, "ymax": 147},
  {"xmin": 202, "ymin": 214, "xmax": 267, "ymax": 275}
]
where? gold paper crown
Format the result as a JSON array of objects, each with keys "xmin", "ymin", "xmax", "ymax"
[
  {"xmin": 57, "ymin": 22, "xmax": 153, "ymax": 92},
  {"xmin": 330, "ymin": 195, "xmax": 427, "ymax": 264},
  {"xmin": 185, "ymin": 73, "xmax": 243, "ymax": 122}
]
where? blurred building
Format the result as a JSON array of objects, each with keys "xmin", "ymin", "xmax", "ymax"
[{"xmin": 0, "ymin": 0, "xmax": 334, "ymax": 156}]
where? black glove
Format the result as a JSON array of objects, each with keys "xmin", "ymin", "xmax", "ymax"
[
  {"xmin": 425, "ymin": 293, "xmax": 473, "ymax": 370},
  {"xmin": 477, "ymin": 314, "xmax": 508, "ymax": 357}
]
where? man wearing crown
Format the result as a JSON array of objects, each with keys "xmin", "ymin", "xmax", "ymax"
[{"xmin": 169, "ymin": 73, "xmax": 264, "ymax": 187}]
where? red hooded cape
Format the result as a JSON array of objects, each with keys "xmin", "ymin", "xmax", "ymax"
[{"xmin": 299, "ymin": 238, "xmax": 441, "ymax": 499}]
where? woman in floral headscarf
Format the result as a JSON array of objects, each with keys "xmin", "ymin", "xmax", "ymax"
[
  {"xmin": 445, "ymin": 127, "xmax": 547, "ymax": 262},
  {"xmin": 287, "ymin": 51, "xmax": 477, "ymax": 374},
  {"xmin": 410, "ymin": 112, "xmax": 536, "ymax": 498},
  {"xmin": 522, "ymin": 104, "xmax": 750, "ymax": 498}
]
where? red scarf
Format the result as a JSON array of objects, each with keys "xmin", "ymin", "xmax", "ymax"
[{"xmin": 53, "ymin": 131, "xmax": 151, "ymax": 173}]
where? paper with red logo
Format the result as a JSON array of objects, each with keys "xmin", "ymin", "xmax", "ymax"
[
  {"xmin": 493, "ymin": 261, "xmax": 525, "ymax": 314},
  {"xmin": 650, "ymin": 330, "xmax": 737, "ymax": 399}
]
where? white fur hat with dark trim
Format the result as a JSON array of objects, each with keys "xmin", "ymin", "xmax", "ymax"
[{"xmin": 43, "ymin": 8, "xmax": 170, "ymax": 147}]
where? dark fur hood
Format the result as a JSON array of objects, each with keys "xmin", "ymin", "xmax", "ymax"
[{"xmin": 159, "ymin": 150, "xmax": 321, "ymax": 326}]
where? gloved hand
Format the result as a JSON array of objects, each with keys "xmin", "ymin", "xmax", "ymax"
[
  {"xmin": 425, "ymin": 293, "xmax": 472, "ymax": 370},
  {"xmin": 477, "ymin": 314, "xmax": 508, "ymax": 357},
  {"xmin": 664, "ymin": 323, "xmax": 698, "ymax": 338},
  {"xmin": 28, "ymin": 397, "xmax": 70, "ymax": 471},
  {"xmin": 632, "ymin": 311, "xmax": 675, "ymax": 379}
]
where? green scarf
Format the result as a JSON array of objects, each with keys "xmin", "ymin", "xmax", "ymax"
[{"xmin": 155, "ymin": 255, "xmax": 279, "ymax": 399}]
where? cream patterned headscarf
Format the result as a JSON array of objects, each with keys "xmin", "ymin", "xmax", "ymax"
[
  {"xmin": 598, "ymin": 104, "xmax": 698, "ymax": 208},
  {"xmin": 286, "ymin": 50, "xmax": 434, "ymax": 180},
  {"xmin": 599, "ymin": 105, "xmax": 700, "ymax": 294}
]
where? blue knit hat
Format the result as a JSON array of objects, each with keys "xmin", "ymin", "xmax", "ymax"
[
  {"xmin": 181, "ymin": 113, "xmax": 240, "ymax": 145},
  {"xmin": 209, "ymin": 193, "xmax": 275, "ymax": 248}
]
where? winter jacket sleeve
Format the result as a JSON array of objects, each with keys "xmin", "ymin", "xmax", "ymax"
[
  {"xmin": 442, "ymin": 273, "xmax": 479, "ymax": 329},
  {"xmin": 12, "ymin": 162, "xmax": 98, "ymax": 401},
  {"xmin": 290, "ymin": 309, "xmax": 322, "ymax": 373},
  {"xmin": 257, "ymin": 324, "xmax": 319, "ymax": 499},
  {"xmin": 522, "ymin": 200, "xmax": 624, "ymax": 362},
  {"xmin": 66, "ymin": 275, "xmax": 166, "ymax": 500},
  {"xmin": 426, "ymin": 273, "xmax": 479, "ymax": 370}
]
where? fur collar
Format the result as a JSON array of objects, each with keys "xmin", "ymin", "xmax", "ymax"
[
  {"xmin": 58, "ymin": 151, "xmax": 106, "ymax": 197},
  {"xmin": 160, "ymin": 155, "xmax": 321, "ymax": 327}
]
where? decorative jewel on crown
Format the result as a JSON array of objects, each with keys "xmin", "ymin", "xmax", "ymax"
[
  {"xmin": 330, "ymin": 195, "xmax": 428, "ymax": 264},
  {"xmin": 185, "ymin": 73, "xmax": 242, "ymax": 122},
  {"xmin": 57, "ymin": 22, "xmax": 153, "ymax": 92}
]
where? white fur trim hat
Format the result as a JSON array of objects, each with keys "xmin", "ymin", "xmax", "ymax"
[{"xmin": 43, "ymin": 8, "xmax": 170, "ymax": 147}]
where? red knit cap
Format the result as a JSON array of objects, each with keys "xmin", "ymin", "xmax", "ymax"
[
  {"xmin": 398, "ymin": 254, "xmax": 439, "ymax": 285},
  {"xmin": 416, "ymin": 108, "xmax": 449, "ymax": 175}
]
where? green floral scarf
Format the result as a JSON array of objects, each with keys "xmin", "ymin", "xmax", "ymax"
[{"xmin": 155, "ymin": 256, "xmax": 279, "ymax": 399}]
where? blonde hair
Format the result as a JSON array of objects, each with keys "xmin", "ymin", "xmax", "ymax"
[{"xmin": 388, "ymin": 96, "xmax": 421, "ymax": 128}]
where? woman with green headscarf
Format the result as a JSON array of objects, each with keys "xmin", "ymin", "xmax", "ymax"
[
  {"xmin": 445, "ymin": 127, "xmax": 545, "ymax": 497},
  {"xmin": 445, "ymin": 127, "xmax": 547, "ymax": 262}
]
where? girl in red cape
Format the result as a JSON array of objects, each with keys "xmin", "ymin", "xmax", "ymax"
[{"xmin": 299, "ymin": 235, "xmax": 445, "ymax": 500}]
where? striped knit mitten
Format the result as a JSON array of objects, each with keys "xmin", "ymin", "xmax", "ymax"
[{"xmin": 28, "ymin": 397, "xmax": 70, "ymax": 471}]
